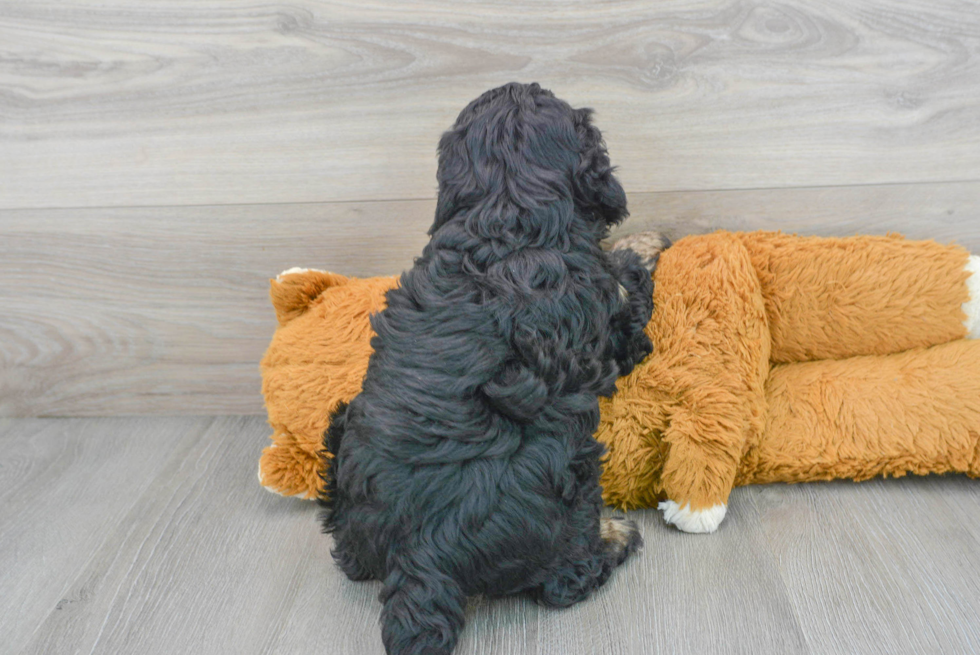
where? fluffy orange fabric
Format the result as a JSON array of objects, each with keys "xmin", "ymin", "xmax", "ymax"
[
  {"xmin": 597, "ymin": 231, "xmax": 976, "ymax": 516},
  {"xmin": 596, "ymin": 231, "xmax": 772, "ymax": 511},
  {"xmin": 258, "ymin": 232, "xmax": 979, "ymax": 523},
  {"xmin": 259, "ymin": 270, "xmax": 397, "ymax": 498},
  {"xmin": 746, "ymin": 341, "xmax": 980, "ymax": 484},
  {"xmin": 736, "ymin": 232, "xmax": 971, "ymax": 362}
]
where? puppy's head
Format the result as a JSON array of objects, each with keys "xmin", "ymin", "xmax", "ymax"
[{"xmin": 431, "ymin": 82, "xmax": 627, "ymax": 235}]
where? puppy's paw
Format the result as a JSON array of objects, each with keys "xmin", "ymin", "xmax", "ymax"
[
  {"xmin": 964, "ymin": 254, "xmax": 980, "ymax": 339},
  {"xmin": 658, "ymin": 500, "xmax": 727, "ymax": 534},
  {"xmin": 601, "ymin": 516, "xmax": 642, "ymax": 565},
  {"xmin": 611, "ymin": 231, "xmax": 672, "ymax": 274}
]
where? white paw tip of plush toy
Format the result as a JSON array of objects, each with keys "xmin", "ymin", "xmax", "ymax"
[
  {"xmin": 275, "ymin": 267, "xmax": 329, "ymax": 282},
  {"xmin": 964, "ymin": 255, "xmax": 980, "ymax": 339},
  {"xmin": 658, "ymin": 500, "xmax": 727, "ymax": 534},
  {"xmin": 257, "ymin": 448, "xmax": 318, "ymax": 500},
  {"xmin": 257, "ymin": 462, "xmax": 281, "ymax": 495}
]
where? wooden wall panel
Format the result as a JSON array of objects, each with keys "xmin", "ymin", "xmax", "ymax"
[
  {"xmin": 1, "ymin": 0, "xmax": 978, "ymax": 209},
  {"xmin": 2, "ymin": 181, "xmax": 977, "ymax": 416}
]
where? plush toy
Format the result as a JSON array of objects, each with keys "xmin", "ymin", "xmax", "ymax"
[
  {"xmin": 259, "ymin": 232, "xmax": 980, "ymax": 533},
  {"xmin": 259, "ymin": 268, "xmax": 397, "ymax": 499}
]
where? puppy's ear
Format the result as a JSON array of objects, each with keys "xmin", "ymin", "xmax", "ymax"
[{"xmin": 573, "ymin": 108, "xmax": 628, "ymax": 226}]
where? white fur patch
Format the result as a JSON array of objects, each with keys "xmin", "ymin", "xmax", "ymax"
[
  {"xmin": 964, "ymin": 255, "xmax": 980, "ymax": 339},
  {"xmin": 275, "ymin": 267, "xmax": 329, "ymax": 282},
  {"xmin": 658, "ymin": 500, "xmax": 727, "ymax": 534}
]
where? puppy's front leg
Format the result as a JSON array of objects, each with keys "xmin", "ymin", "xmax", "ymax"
[
  {"xmin": 610, "ymin": 230, "xmax": 671, "ymax": 275},
  {"xmin": 605, "ymin": 247, "xmax": 655, "ymax": 375}
]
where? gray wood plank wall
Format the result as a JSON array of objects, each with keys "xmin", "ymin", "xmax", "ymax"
[{"xmin": 2, "ymin": 1, "xmax": 979, "ymax": 416}]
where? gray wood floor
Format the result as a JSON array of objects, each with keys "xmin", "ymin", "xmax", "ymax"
[{"xmin": 2, "ymin": 416, "xmax": 979, "ymax": 655}]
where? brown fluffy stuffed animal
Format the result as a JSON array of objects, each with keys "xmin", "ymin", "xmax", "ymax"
[
  {"xmin": 259, "ymin": 232, "xmax": 980, "ymax": 532},
  {"xmin": 259, "ymin": 268, "xmax": 396, "ymax": 499}
]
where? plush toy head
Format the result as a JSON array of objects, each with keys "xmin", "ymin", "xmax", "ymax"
[{"xmin": 258, "ymin": 269, "xmax": 396, "ymax": 499}]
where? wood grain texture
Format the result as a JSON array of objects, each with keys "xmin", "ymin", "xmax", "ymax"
[
  {"xmin": 619, "ymin": 180, "xmax": 980, "ymax": 250},
  {"xmin": 4, "ymin": 416, "xmax": 980, "ymax": 654},
  {"xmin": 1, "ymin": 0, "xmax": 979, "ymax": 209},
  {"xmin": 0, "ymin": 417, "xmax": 215, "ymax": 655},
  {"xmin": 744, "ymin": 478, "xmax": 980, "ymax": 655},
  {"xmin": 0, "ymin": 201, "xmax": 431, "ymax": 416},
  {"xmin": 18, "ymin": 416, "xmax": 364, "ymax": 655},
  {"xmin": 2, "ymin": 180, "xmax": 978, "ymax": 417},
  {"xmin": 532, "ymin": 500, "xmax": 810, "ymax": 655}
]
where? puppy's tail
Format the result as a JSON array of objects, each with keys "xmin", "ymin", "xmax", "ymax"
[{"xmin": 317, "ymin": 400, "xmax": 348, "ymax": 518}]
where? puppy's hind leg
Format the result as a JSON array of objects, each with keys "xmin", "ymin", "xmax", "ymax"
[
  {"xmin": 379, "ymin": 557, "xmax": 466, "ymax": 655},
  {"xmin": 331, "ymin": 538, "xmax": 374, "ymax": 581},
  {"xmin": 531, "ymin": 511, "xmax": 642, "ymax": 608},
  {"xmin": 600, "ymin": 515, "xmax": 643, "ymax": 567}
]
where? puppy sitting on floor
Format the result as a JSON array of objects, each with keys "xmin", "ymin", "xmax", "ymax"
[{"xmin": 320, "ymin": 83, "xmax": 655, "ymax": 655}]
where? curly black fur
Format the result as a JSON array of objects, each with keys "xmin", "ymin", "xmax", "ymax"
[{"xmin": 321, "ymin": 83, "xmax": 654, "ymax": 655}]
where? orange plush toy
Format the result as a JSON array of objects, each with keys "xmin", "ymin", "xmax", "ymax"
[
  {"xmin": 258, "ymin": 232, "xmax": 980, "ymax": 533},
  {"xmin": 259, "ymin": 268, "xmax": 397, "ymax": 499}
]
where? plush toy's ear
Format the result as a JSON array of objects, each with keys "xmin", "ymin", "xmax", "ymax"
[
  {"xmin": 573, "ymin": 107, "xmax": 628, "ymax": 227},
  {"xmin": 269, "ymin": 268, "xmax": 349, "ymax": 326}
]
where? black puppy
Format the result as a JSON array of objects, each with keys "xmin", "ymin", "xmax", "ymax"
[{"xmin": 321, "ymin": 82, "xmax": 654, "ymax": 655}]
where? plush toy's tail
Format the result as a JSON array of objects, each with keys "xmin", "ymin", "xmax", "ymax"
[{"xmin": 317, "ymin": 401, "xmax": 349, "ymax": 513}]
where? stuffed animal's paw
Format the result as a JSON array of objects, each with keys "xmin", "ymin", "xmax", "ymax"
[
  {"xmin": 275, "ymin": 266, "xmax": 328, "ymax": 282},
  {"xmin": 258, "ymin": 442, "xmax": 321, "ymax": 500},
  {"xmin": 658, "ymin": 500, "xmax": 727, "ymax": 534}
]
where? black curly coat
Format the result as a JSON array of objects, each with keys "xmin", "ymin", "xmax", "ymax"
[{"xmin": 321, "ymin": 83, "xmax": 654, "ymax": 655}]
